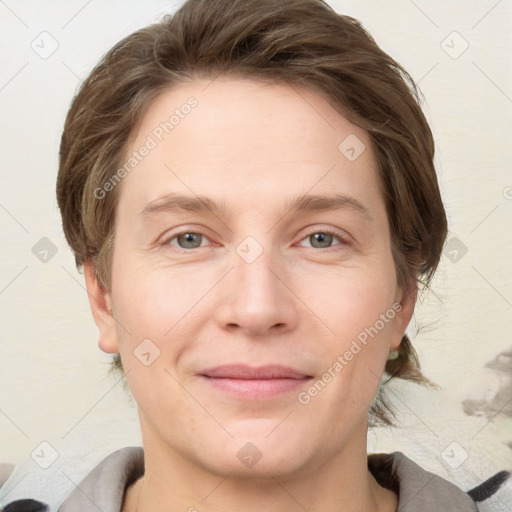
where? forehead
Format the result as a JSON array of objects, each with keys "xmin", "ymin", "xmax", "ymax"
[
  {"xmin": 133, "ymin": 77, "xmax": 370, "ymax": 157},
  {"xmin": 117, "ymin": 78, "xmax": 384, "ymax": 223}
]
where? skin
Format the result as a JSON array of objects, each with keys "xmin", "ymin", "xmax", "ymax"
[{"xmin": 85, "ymin": 77, "xmax": 416, "ymax": 512}]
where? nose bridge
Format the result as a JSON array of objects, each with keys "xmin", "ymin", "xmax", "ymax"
[{"xmin": 233, "ymin": 233, "xmax": 282, "ymax": 304}]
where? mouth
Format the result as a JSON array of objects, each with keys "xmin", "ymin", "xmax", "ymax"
[{"xmin": 198, "ymin": 364, "xmax": 313, "ymax": 400}]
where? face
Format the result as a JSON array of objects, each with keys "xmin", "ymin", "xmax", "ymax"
[{"xmin": 88, "ymin": 77, "xmax": 413, "ymax": 478}]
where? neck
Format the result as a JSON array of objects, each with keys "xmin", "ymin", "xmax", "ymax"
[{"xmin": 124, "ymin": 427, "xmax": 397, "ymax": 512}]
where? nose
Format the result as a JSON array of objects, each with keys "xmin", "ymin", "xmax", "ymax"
[{"xmin": 215, "ymin": 242, "xmax": 299, "ymax": 337}]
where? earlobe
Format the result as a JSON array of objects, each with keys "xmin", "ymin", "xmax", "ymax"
[
  {"xmin": 390, "ymin": 285, "xmax": 417, "ymax": 351},
  {"xmin": 83, "ymin": 259, "xmax": 119, "ymax": 354}
]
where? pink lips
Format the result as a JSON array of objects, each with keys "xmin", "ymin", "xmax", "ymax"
[{"xmin": 199, "ymin": 365, "xmax": 312, "ymax": 400}]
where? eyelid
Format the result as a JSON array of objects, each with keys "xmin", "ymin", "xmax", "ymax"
[
  {"xmin": 298, "ymin": 227, "xmax": 352, "ymax": 248},
  {"xmin": 160, "ymin": 225, "xmax": 351, "ymax": 250},
  {"xmin": 158, "ymin": 223, "xmax": 212, "ymax": 238},
  {"xmin": 160, "ymin": 227, "xmax": 217, "ymax": 248}
]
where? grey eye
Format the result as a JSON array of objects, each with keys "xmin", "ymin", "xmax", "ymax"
[
  {"xmin": 176, "ymin": 233, "xmax": 204, "ymax": 249},
  {"xmin": 308, "ymin": 232, "xmax": 335, "ymax": 248}
]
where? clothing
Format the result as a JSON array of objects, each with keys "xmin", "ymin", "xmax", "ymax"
[
  {"xmin": 54, "ymin": 447, "xmax": 481, "ymax": 511},
  {"xmin": 3, "ymin": 447, "xmax": 505, "ymax": 511},
  {"xmin": 368, "ymin": 452, "xmax": 478, "ymax": 510}
]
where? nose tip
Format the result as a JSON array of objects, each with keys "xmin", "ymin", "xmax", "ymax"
[{"xmin": 215, "ymin": 247, "xmax": 298, "ymax": 336}]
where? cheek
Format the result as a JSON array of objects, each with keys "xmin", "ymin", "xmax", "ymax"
[
  {"xmin": 111, "ymin": 252, "xmax": 198, "ymax": 332},
  {"xmin": 110, "ymin": 262, "xmax": 198, "ymax": 418},
  {"xmin": 299, "ymin": 264, "xmax": 397, "ymax": 403},
  {"xmin": 109, "ymin": 255, "xmax": 224, "ymax": 384},
  {"xmin": 303, "ymin": 261, "xmax": 397, "ymax": 339}
]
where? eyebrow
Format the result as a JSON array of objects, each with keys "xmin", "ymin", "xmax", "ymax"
[{"xmin": 140, "ymin": 192, "xmax": 372, "ymax": 222}]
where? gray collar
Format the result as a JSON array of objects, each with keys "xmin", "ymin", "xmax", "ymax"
[
  {"xmin": 58, "ymin": 447, "xmax": 477, "ymax": 511},
  {"xmin": 368, "ymin": 451, "xmax": 477, "ymax": 511}
]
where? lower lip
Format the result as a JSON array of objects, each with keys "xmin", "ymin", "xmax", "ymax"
[{"xmin": 199, "ymin": 376, "xmax": 312, "ymax": 400}]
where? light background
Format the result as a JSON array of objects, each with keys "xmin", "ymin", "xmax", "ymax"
[{"xmin": 0, "ymin": 0, "xmax": 511, "ymax": 510}]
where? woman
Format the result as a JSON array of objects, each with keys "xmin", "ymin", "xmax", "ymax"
[{"xmin": 5, "ymin": 0, "xmax": 507, "ymax": 510}]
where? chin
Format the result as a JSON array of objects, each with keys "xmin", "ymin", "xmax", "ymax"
[{"xmin": 199, "ymin": 423, "xmax": 317, "ymax": 479}]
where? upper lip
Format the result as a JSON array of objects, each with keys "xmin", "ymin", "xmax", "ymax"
[{"xmin": 200, "ymin": 365, "xmax": 311, "ymax": 379}]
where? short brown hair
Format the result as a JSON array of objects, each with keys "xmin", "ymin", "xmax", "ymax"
[{"xmin": 57, "ymin": 0, "xmax": 447, "ymax": 425}]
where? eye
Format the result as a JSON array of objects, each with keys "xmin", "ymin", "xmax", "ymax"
[
  {"xmin": 164, "ymin": 231, "xmax": 211, "ymax": 249},
  {"xmin": 298, "ymin": 229, "xmax": 349, "ymax": 250},
  {"xmin": 162, "ymin": 228, "xmax": 350, "ymax": 251}
]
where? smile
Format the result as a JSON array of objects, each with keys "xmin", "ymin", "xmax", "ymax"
[{"xmin": 198, "ymin": 364, "xmax": 313, "ymax": 400}]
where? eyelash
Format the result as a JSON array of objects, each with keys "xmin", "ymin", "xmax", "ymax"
[
  {"xmin": 300, "ymin": 229, "xmax": 351, "ymax": 250},
  {"xmin": 161, "ymin": 228, "xmax": 350, "ymax": 251}
]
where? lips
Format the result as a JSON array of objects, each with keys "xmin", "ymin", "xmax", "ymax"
[
  {"xmin": 200, "ymin": 364, "xmax": 310, "ymax": 380},
  {"xmin": 198, "ymin": 365, "xmax": 312, "ymax": 400}
]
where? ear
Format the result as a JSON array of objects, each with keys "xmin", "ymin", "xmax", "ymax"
[
  {"xmin": 389, "ymin": 284, "xmax": 417, "ymax": 351},
  {"xmin": 83, "ymin": 259, "xmax": 119, "ymax": 354}
]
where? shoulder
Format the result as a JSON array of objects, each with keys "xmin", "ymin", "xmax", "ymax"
[
  {"xmin": 57, "ymin": 447, "xmax": 144, "ymax": 512},
  {"xmin": 368, "ymin": 451, "xmax": 509, "ymax": 512},
  {"xmin": 1, "ymin": 448, "xmax": 508, "ymax": 511},
  {"xmin": 0, "ymin": 447, "xmax": 144, "ymax": 512}
]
